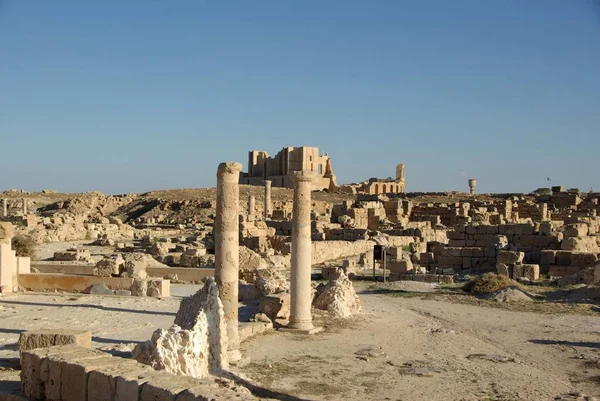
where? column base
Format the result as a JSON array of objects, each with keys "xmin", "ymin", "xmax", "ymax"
[{"xmin": 279, "ymin": 326, "xmax": 323, "ymax": 335}]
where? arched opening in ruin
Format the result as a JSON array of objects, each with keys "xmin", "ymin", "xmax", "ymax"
[
  {"xmin": 382, "ymin": 184, "xmax": 387, "ymax": 194},
  {"xmin": 374, "ymin": 184, "xmax": 379, "ymax": 194}
]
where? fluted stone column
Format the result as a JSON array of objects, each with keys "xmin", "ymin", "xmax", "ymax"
[
  {"xmin": 2, "ymin": 199, "xmax": 7, "ymax": 218},
  {"xmin": 264, "ymin": 180, "xmax": 272, "ymax": 219},
  {"xmin": 283, "ymin": 171, "xmax": 322, "ymax": 334},
  {"xmin": 22, "ymin": 198, "xmax": 27, "ymax": 215},
  {"xmin": 214, "ymin": 162, "xmax": 242, "ymax": 361},
  {"xmin": 248, "ymin": 195, "xmax": 256, "ymax": 221}
]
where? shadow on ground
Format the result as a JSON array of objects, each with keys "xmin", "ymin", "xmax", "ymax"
[
  {"xmin": 529, "ymin": 339, "xmax": 600, "ymax": 349},
  {"xmin": 0, "ymin": 300, "xmax": 175, "ymax": 316}
]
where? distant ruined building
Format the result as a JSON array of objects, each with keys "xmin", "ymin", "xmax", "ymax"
[
  {"xmin": 239, "ymin": 146, "xmax": 338, "ymax": 191},
  {"xmin": 339, "ymin": 164, "xmax": 406, "ymax": 195}
]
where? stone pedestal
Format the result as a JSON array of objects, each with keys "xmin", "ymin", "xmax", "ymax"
[
  {"xmin": 214, "ymin": 162, "xmax": 243, "ymax": 361},
  {"xmin": 283, "ymin": 172, "xmax": 322, "ymax": 334},
  {"xmin": 264, "ymin": 180, "xmax": 272, "ymax": 219},
  {"xmin": 248, "ymin": 195, "xmax": 256, "ymax": 221}
]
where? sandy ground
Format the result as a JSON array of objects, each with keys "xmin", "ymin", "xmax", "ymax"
[
  {"xmin": 33, "ymin": 240, "xmax": 115, "ymax": 262},
  {"xmin": 1, "ymin": 283, "xmax": 599, "ymax": 400}
]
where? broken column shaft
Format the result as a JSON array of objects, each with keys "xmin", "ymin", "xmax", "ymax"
[
  {"xmin": 264, "ymin": 180, "xmax": 272, "ymax": 219},
  {"xmin": 214, "ymin": 162, "xmax": 243, "ymax": 361}
]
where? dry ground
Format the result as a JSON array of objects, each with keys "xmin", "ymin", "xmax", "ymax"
[{"xmin": 0, "ymin": 283, "xmax": 598, "ymax": 400}]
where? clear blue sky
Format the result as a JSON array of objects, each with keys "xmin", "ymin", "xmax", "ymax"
[{"xmin": 1, "ymin": 1, "xmax": 599, "ymax": 194}]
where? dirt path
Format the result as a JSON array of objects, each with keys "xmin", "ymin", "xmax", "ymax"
[{"xmin": 239, "ymin": 283, "xmax": 600, "ymax": 401}]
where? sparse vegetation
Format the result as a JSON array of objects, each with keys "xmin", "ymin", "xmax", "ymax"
[
  {"xmin": 463, "ymin": 273, "xmax": 519, "ymax": 294},
  {"xmin": 11, "ymin": 234, "xmax": 37, "ymax": 258},
  {"xmin": 532, "ymin": 187, "xmax": 551, "ymax": 195}
]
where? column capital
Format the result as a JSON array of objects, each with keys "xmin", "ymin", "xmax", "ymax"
[
  {"xmin": 290, "ymin": 171, "xmax": 319, "ymax": 183},
  {"xmin": 217, "ymin": 162, "xmax": 243, "ymax": 176}
]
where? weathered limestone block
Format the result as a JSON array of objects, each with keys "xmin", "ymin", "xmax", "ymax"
[
  {"xmin": 258, "ymin": 293, "xmax": 290, "ymax": 321},
  {"xmin": 94, "ymin": 255, "xmax": 124, "ymax": 277},
  {"xmin": 497, "ymin": 250, "xmax": 524, "ymax": 265},
  {"xmin": 388, "ymin": 259, "xmax": 414, "ymax": 274},
  {"xmin": 496, "ymin": 263, "xmax": 511, "ymax": 277},
  {"xmin": 561, "ymin": 237, "xmax": 599, "ymax": 252},
  {"xmin": 86, "ymin": 359, "xmax": 155, "ymax": 401},
  {"xmin": 122, "ymin": 253, "xmax": 153, "ymax": 279},
  {"xmin": 254, "ymin": 268, "xmax": 289, "ymax": 296},
  {"xmin": 313, "ymin": 272, "xmax": 361, "ymax": 318},
  {"xmin": 570, "ymin": 252, "xmax": 599, "ymax": 267},
  {"xmin": 54, "ymin": 248, "xmax": 91, "ymax": 262},
  {"xmin": 147, "ymin": 279, "xmax": 170, "ymax": 298},
  {"xmin": 18, "ymin": 330, "xmax": 92, "ymax": 357},
  {"xmin": 556, "ymin": 250, "xmax": 572, "ymax": 265},
  {"xmin": 133, "ymin": 278, "xmax": 227, "ymax": 378},
  {"xmin": 522, "ymin": 264, "xmax": 540, "ymax": 281},
  {"xmin": 21, "ymin": 346, "xmax": 104, "ymax": 400},
  {"xmin": 239, "ymin": 246, "xmax": 267, "ymax": 272},
  {"xmin": 131, "ymin": 278, "xmax": 148, "ymax": 297},
  {"xmin": 132, "ymin": 325, "xmax": 209, "ymax": 379},
  {"xmin": 540, "ymin": 250, "xmax": 556, "ymax": 265},
  {"xmin": 150, "ymin": 241, "xmax": 171, "ymax": 257},
  {"xmin": 60, "ymin": 353, "xmax": 118, "ymax": 401},
  {"xmin": 513, "ymin": 264, "xmax": 525, "ymax": 279},
  {"xmin": 564, "ymin": 223, "xmax": 588, "ymax": 238}
]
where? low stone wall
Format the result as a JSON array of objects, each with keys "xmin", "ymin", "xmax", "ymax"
[
  {"xmin": 32, "ymin": 263, "xmax": 214, "ymax": 283},
  {"xmin": 20, "ymin": 345, "xmax": 253, "ymax": 400},
  {"xmin": 17, "ymin": 274, "xmax": 170, "ymax": 297},
  {"xmin": 312, "ymin": 240, "xmax": 373, "ymax": 265},
  {"xmin": 389, "ymin": 273, "xmax": 453, "ymax": 284}
]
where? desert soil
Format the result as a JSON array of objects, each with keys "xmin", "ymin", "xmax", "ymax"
[{"xmin": 1, "ymin": 282, "xmax": 598, "ymax": 400}]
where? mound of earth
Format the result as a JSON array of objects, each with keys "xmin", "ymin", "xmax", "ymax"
[{"xmin": 486, "ymin": 286, "xmax": 534, "ymax": 303}]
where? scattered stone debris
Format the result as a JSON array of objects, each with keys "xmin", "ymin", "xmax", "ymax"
[
  {"xmin": 132, "ymin": 277, "xmax": 228, "ymax": 378},
  {"xmin": 254, "ymin": 267, "xmax": 289, "ymax": 296},
  {"xmin": 397, "ymin": 361, "xmax": 442, "ymax": 376},
  {"xmin": 466, "ymin": 354, "xmax": 520, "ymax": 363},
  {"xmin": 313, "ymin": 271, "xmax": 361, "ymax": 317}
]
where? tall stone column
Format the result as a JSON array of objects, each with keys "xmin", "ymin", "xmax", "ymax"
[
  {"xmin": 2, "ymin": 199, "xmax": 7, "ymax": 218},
  {"xmin": 214, "ymin": 162, "xmax": 243, "ymax": 361},
  {"xmin": 22, "ymin": 198, "xmax": 27, "ymax": 215},
  {"xmin": 283, "ymin": 171, "xmax": 322, "ymax": 334},
  {"xmin": 264, "ymin": 180, "xmax": 272, "ymax": 219},
  {"xmin": 248, "ymin": 195, "xmax": 256, "ymax": 221}
]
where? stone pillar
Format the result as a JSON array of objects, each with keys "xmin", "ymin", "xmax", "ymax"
[
  {"xmin": 214, "ymin": 162, "xmax": 242, "ymax": 362},
  {"xmin": 283, "ymin": 172, "xmax": 322, "ymax": 334},
  {"xmin": 248, "ymin": 195, "xmax": 256, "ymax": 221},
  {"xmin": 0, "ymin": 242, "xmax": 16, "ymax": 294},
  {"xmin": 22, "ymin": 198, "xmax": 27, "ymax": 215},
  {"xmin": 2, "ymin": 199, "xmax": 7, "ymax": 218},
  {"xmin": 264, "ymin": 180, "xmax": 272, "ymax": 219}
]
